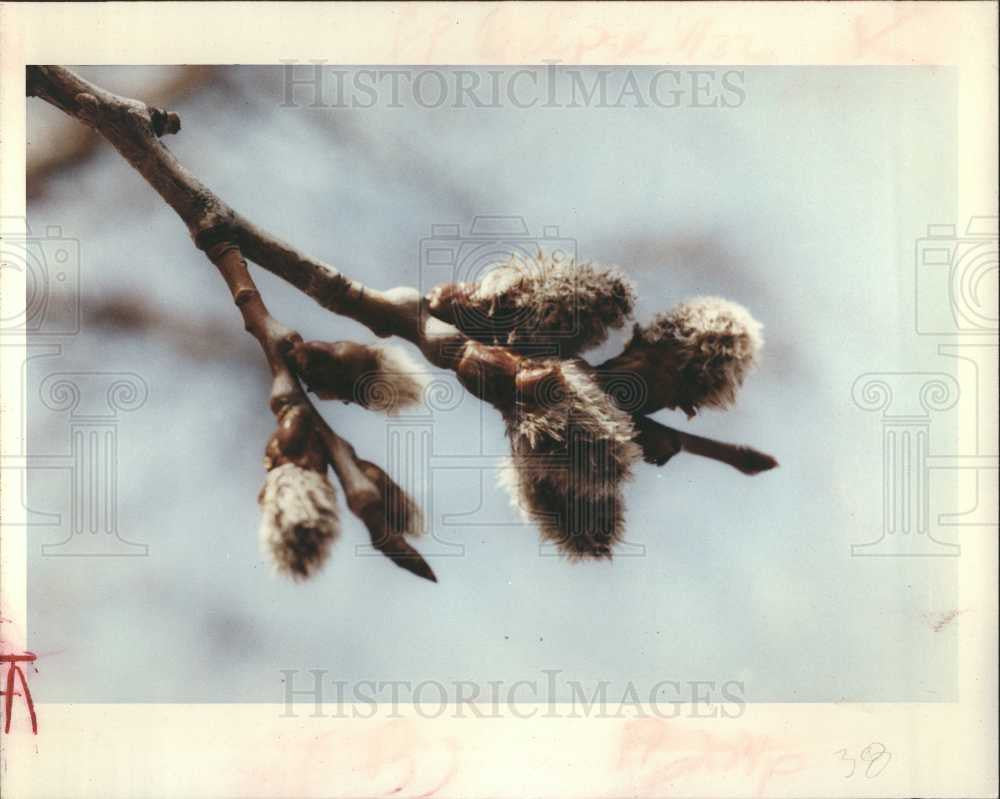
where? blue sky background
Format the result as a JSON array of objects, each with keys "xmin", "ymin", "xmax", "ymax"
[{"xmin": 25, "ymin": 66, "xmax": 966, "ymax": 702}]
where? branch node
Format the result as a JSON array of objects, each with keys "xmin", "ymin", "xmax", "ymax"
[
  {"xmin": 269, "ymin": 378, "xmax": 302, "ymax": 416},
  {"xmin": 233, "ymin": 287, "xmax": 258, "ymax": 307},
  {"xmin": 149, "ymin": 106, "xmax": 181, "ymax": 137},
  {"xmin": 274, "ymin": 330, "xmax": 301, "ymax": 356},
  {"xmin": 195, "ymin": 224, "xmax": 238, "ymax": 253}
]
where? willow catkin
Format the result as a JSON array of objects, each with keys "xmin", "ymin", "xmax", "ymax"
[
  {"xmin": 431, "ymin": 252, "xmax": 636, "ymax": 357},
  {"xmin": 499, "ymin": 358, "xmax": 641, "ymax": 559},
  {"xmin": 258, "ymin": 462, "xmax": 340, "ymax": 579},
  {"xmin": 635, "ymin": 296, "xmax": 764, "ymax": 411},
  {"xmin": 360, "ymin": 344, "xmax": 427, "ymax": 413},
  {"xmin": 291, "ymin": 340, "xmax": 427, "ymax": 415}
]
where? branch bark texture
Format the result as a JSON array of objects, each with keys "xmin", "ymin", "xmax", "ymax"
[{"xmin": 27, "ymin": 65, "xmax": 778, "ymax": 578}]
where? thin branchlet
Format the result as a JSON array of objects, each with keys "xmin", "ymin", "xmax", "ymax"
[
  {"xmin": 206, "ymin": 241, "xmax": 436, "ymax": 580},
  {"xmin": 28, "ymin": 65, "xmax": 779, "ymax": 574}
]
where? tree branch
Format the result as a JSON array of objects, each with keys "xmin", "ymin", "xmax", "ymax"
[
  {"xmin": 206, "ymin": 241, "xmax": 435, "ymax": 581},
  {"xmin": 206, "ymin": 242, "xmax": 303, "ymax": 410},
  {"xmin": 27, "ymin": 64, "xmax": 777, "ymax": 480},
  {"xmin": 633, "ymin": 416, "xmax": 779, "ymax": 475},
  {"xmin": 28, "ymin": 65, "xmax": 420, "ymax": 344}
]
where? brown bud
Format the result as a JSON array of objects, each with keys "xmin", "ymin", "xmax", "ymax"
[
  {"xmin": 263, "ymin": 404, "xmax": 327, "ymax": 473},
  {"xmin": 514, "ymin": 362, "xmax": 564, "ymax": 409},
  {"xmin": 343, "ymin": 457, "xmax": 434, "ymax": 582},
  {"xmin": 454, "ymin": 341, "xmax": 520, "ymax": 410},
  {"xmin": 356, "ymin": 458, "xmax": 424, "ymax": 541},
  {"xmin": 425, "ymin": 281, "xmax": 475, "ymax": 326},
  {"xmin": 291, "ymin": 340, "xmax": 377, "ymax": 401},
  {"xmin": 291, "ymin": 340, "xmax": 426, "ymax": 414}
]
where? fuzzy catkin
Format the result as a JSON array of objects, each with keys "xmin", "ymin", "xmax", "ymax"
[
  {"xmin": 452, "ymin": 252, "xmax": 636, "ymax": 356},
  {"xmin": 258, "ymin": 462, "xmax": 340, "ymax": 579},
  {"xmin": 638, "ymin": 296, "xmax": 763, "ymax": 410},
  {"xmin": 361, "ymin": 344, "xmax": 428, "ymax": 414},
  {"xmin": 499, "ymin": 456, "xmax": 630, "ymax": 561},
  {"xmin": 291, "ymin": 340, "xmax": 427, "ymax": 415},
  {"xmin": 500, "ymin": 358, "xmax": 641, "ymax": 559}
]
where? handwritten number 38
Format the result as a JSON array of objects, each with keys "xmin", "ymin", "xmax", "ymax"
[{"xmin": 835, "ymin": 743, "xmax": 892, "ymax": 778}]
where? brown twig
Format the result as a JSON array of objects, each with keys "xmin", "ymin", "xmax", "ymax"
[
  {"xmin": 206, "ymin": 242, "xmax": 435, "ymax": 581},
  {"xmin": 27, "ymin": 66, "xmax": 415, "ymax": 343},
  {"xmin": 206, "ymin": 242, "xmax": 303, "ymax": 411},
  {"xmin": 27, "ymin": 65, "xmax": 776, "ymax": 479},
  {"xmin": 634, "ymin": 416, "xmax": 779, "ymax": 475}
]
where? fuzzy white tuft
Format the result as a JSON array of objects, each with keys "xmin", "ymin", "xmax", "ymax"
[
  {"xmin": 500, "ymin": 358, "xmax": 641, "ymax": 559},
  {"xmin": 461, "ymin": 252, "xmax": 636, "ymax": 356},
  {"xmin": 639, "ymin": 296, "xmax": 763, "ymax": 410},
  {"xmin": 358, "ymin": 344, "xmax": 428, "ymax": 414},
  {"xmin": 258, "ymin": 463, "xmax": 340, "ymax": 579}
]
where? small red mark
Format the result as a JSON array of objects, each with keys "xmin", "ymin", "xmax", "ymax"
[
  {"xmin": 926, "ymin": 608, "xmax": 966, "ymax": 633},
  {"xmin": 0, "ymin": 652, "xmax": 38, "ymax": 734}
]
